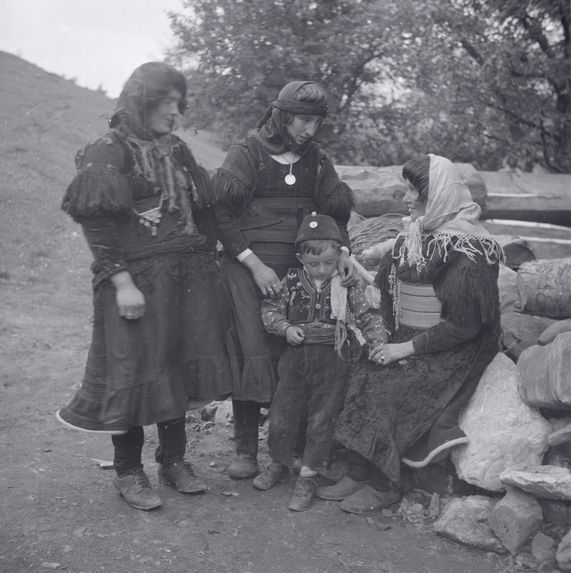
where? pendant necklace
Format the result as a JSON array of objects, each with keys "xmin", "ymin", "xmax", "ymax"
[
  {"xmin": 284, "ymin": 152, "xmax": 296, "ymax": 186},
  {"xmin": 133, "ymin": 193, "xmax": 167, "ymax": 237}
]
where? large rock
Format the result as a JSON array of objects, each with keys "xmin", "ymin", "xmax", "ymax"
[
  {"xmin": 452, "ymin": 353, "xmax": 551, "ymax": 491},
  {"xmin": 489, "ymin": 488, "xmax": 543, "ymax": 553},
  {"xmin": 516, "ymin": 258, "xmax": 571, "ymax": 320},
  {"xmin": 531, "ymin": 532, "xmax": 557, "ymax": 564},
  {"xmin": 539, "ymin": 319, "xmax": 571, "ymax": 346},
  {"xmin": 498, "ymin": 265, "xmax": 519, "ymax": 313},
  {"xmin": 433, "ymin": 495, "xmax": 506, "ymax": 553},
  {"xmin": 501, "ymin": 311, "xmax": 557, "ymax": 359},
  {"xmin": 541, "ymin": 499, "xmax": 571, "ymax": 527},
  {"xmin": 501, "ymin": 466, "xmax": 571, "ymax": 501},
  {"xmin": 518, "ymin": 333, "xmax": 571, "ymax": 410},
  {"xmin": 557, "ymin": 530, "xmax": 571, "ymax": 571}
]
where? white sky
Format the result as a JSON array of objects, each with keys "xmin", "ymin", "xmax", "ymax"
[{"xmin": 0, "ymin": 0, "xmax": 185, "ymax": 98}]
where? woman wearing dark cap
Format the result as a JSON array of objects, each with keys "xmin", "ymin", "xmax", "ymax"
[
  {"xmin": 214, "ymin": 81, "xmax": 356, "ymax": 479},
  {"xmin": 56, "ymin": 62, "xmax": 238, "ymax": 511}
]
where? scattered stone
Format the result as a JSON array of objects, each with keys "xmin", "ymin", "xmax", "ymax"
[
  {"xmin": 501, "ymin": 311, "xmax": 557, "ymax": 359},
  {"xmin": 199, "ymin": 401, "xmax": 219, "ymax": 422},
  {"xmin": 556, "ymin": 530, "xmax": 571, "ymax": 571},
  {"xmin": 512, "ymin": 551, "xmax": 538, "ymax": 569},
  {"xmin": 214, "ymin": 399, "xmax": 233, "ymax": 425},
  {"xmin": 434, "ymin": 495, "xmax": 506, "ymax": 554},
  {"xmin": 428, "ymin": 493, "xmax": 440, "ymax": 518},
  {"xmin": 531, "ymin": 532, "xmax": 557, "ymax": 564},
  {"xmin": 90, "ymin": 458, "xmax": 114, "ymax": 470},
  {"xmin": 489, "ymin": 488, "xmax": 543, "ymax": 553},
  {"xmin": 452, "ymin": 353, "xmax": 551, "ymax": 491},
  {"xmin": 366, "ymin": 517, "xmax": 392, "ymax": 531},
  {"xmin": 220, "ymin": 490, "xmax": 239, "ymax": 497},
  {"xmin": 539, "ymin": 320, "xmax": 571, "ymax": 346},
  {"xmin": 402, "ymin": 459, "xmax": 478, "ymax": 496},
  {"xmin": 538, "ymin": 560, "xmax": 561, "ymax": 573},
  {"xmin": 519, "ymin": 333, "xmax": 571, "ymax": 410},
  {"xmin": 40, "ymin": 563, "xmax": 60, "ymax": 570},
  {"xmin": 501, "ymin": 466, "xmax": 571, "ymax": 501},
  {"xmin": 381, "ymin": 509, "xmax": 393, "ymax": 518}
]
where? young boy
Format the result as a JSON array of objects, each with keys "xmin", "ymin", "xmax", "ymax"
[{"xmin": 255, "ymin": 212, "xmax": 387, "ymax": 511}]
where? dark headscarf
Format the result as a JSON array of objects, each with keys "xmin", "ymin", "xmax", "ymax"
[
  {"xmin": 109, "ymin": 62, "xmax": 188, "ymax": 141},
  {"xmin": 109, "ymin": 62, "xmax": 214, "ymax": 216},
  {"xmin": 252, "ymin": 81, "xmax": 328, "ymax": 155}
]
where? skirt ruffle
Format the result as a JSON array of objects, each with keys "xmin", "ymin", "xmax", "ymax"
[{"xmin": 59, "ymin": 252, "xmax": 239, "ymax": 430}]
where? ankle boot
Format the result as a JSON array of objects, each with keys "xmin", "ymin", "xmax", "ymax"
[{"xmin": 228, "ymin": 400, "xmax": 260, "ymax": 479}]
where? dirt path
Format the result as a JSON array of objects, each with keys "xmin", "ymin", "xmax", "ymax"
[
  {"xmin": 0, "ymin": 213, "xmax": 511, "ymax": 573},
  {"xmin": 0, "ymin": 273, "xmax": 512, "ymax": 573}
]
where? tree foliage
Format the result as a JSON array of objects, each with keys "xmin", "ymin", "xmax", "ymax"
[{"xmin": 168, "ymin": 0, "xmax": 570, "ymax": 172}]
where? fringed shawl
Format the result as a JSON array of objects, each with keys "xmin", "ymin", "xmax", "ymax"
[
  {"xmin": 61, "ymin": 130, "xmax": 214, "ymax": 224},
  {"xmin": 398, "ymin": 154, "xmax": 503, "ymax": 271}
]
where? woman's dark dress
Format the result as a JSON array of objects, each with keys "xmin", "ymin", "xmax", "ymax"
[
  {"xmin": 214, "ymin": 136, "xmax": 354, "ymax": 402},
  {"xmin": 58, "ymin": 131, "xmax": 238, "ymax": 432},
  {"xmin": 334, "ymin": 234, "xmax": 501, "ymax": 484}
]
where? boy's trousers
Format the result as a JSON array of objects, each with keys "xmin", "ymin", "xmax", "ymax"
[{"xmin": 268, "ymin": 343, "xmax": 349, "ymax": 470}]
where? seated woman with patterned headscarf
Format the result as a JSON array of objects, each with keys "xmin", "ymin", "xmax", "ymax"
[{"xmin": 317, "ymin": 154, "xmax": 503, "ymax": 514}]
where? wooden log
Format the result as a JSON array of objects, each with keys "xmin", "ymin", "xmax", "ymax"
[
  {"xmin": 482, "ymin": 220, "xmax": 571, "ymax": 260},
  {"xmin": 337, "ymin": 163, "xmax": 571, "ymax": 227},
  {"xmin": 480, "ymin": 171, "xmax": 571, "ymax": 226},
  {"xmin": 517, "ymin": 258, "xmax": 571, "ymax": 320},
  {"xmin": 336, "ymin": 163, "xmax": 487, "ymax": 218}
]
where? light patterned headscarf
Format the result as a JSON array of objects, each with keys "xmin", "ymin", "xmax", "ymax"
[{"xmin": 399, "ymin": 154, "xmax": 502, "ymax": 269}]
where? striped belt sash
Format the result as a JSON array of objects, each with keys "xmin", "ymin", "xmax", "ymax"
[{"xmin": 399, "ymin": 282, "xmax": 442, "ymax": 329}]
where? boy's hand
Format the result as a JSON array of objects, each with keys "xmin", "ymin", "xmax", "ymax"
[{"xmin": 286, "ymin": 326, "xmax": 305, "ymax": 345}]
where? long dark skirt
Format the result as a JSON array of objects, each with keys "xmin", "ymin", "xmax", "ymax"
[
  {"xmin": 221, "ymin": 256, "xmax": 287, "ymax": 403},
  {"xmin": 59, "ymin": 252, "xmax": 239, "ymax": 432},
  {"xmin": 334, "ymin": 324, "xmax": 499, "ymax": 485}
]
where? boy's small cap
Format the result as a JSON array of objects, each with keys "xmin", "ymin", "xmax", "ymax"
[{"xmin": 295, "ymin": 211, "xmax": 342, "ymax": 245}]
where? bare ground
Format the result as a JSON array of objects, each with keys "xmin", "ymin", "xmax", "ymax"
[{"xmin": 0, "ymin": 259, "xmax": 513, "ymax": 573}]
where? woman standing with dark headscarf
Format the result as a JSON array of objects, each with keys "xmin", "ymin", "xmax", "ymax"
[
  {"xmin": 56, "ymin": 62, "xmax": 238, "ymax": 511},
  {"xmin": 214, "ymin": 81, "xmax": 356, "ymax": 479}
]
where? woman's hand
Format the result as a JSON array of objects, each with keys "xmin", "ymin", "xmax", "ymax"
[
  {"xmin": 338, "ymin": 251, "xmax": 358, "ymax": 287},
  {"xmin": 111, "ymin": 271, "xmax": 146, "ymax": 320},
  {"xmin": 286, "ymin": 326, "xmax": 305, "ymax": 345},
  {"xmin": 369, "ymin": 341, "xmax": 414, "ymax": 365},
  {"xmin": 242, "ymin": 253, "xmax": 282, "ymax": 297}
]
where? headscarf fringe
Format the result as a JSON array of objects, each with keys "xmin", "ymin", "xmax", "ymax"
[{"xmin": 399, "ymin": 227, "xmax": 504, "ymax": 272}]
